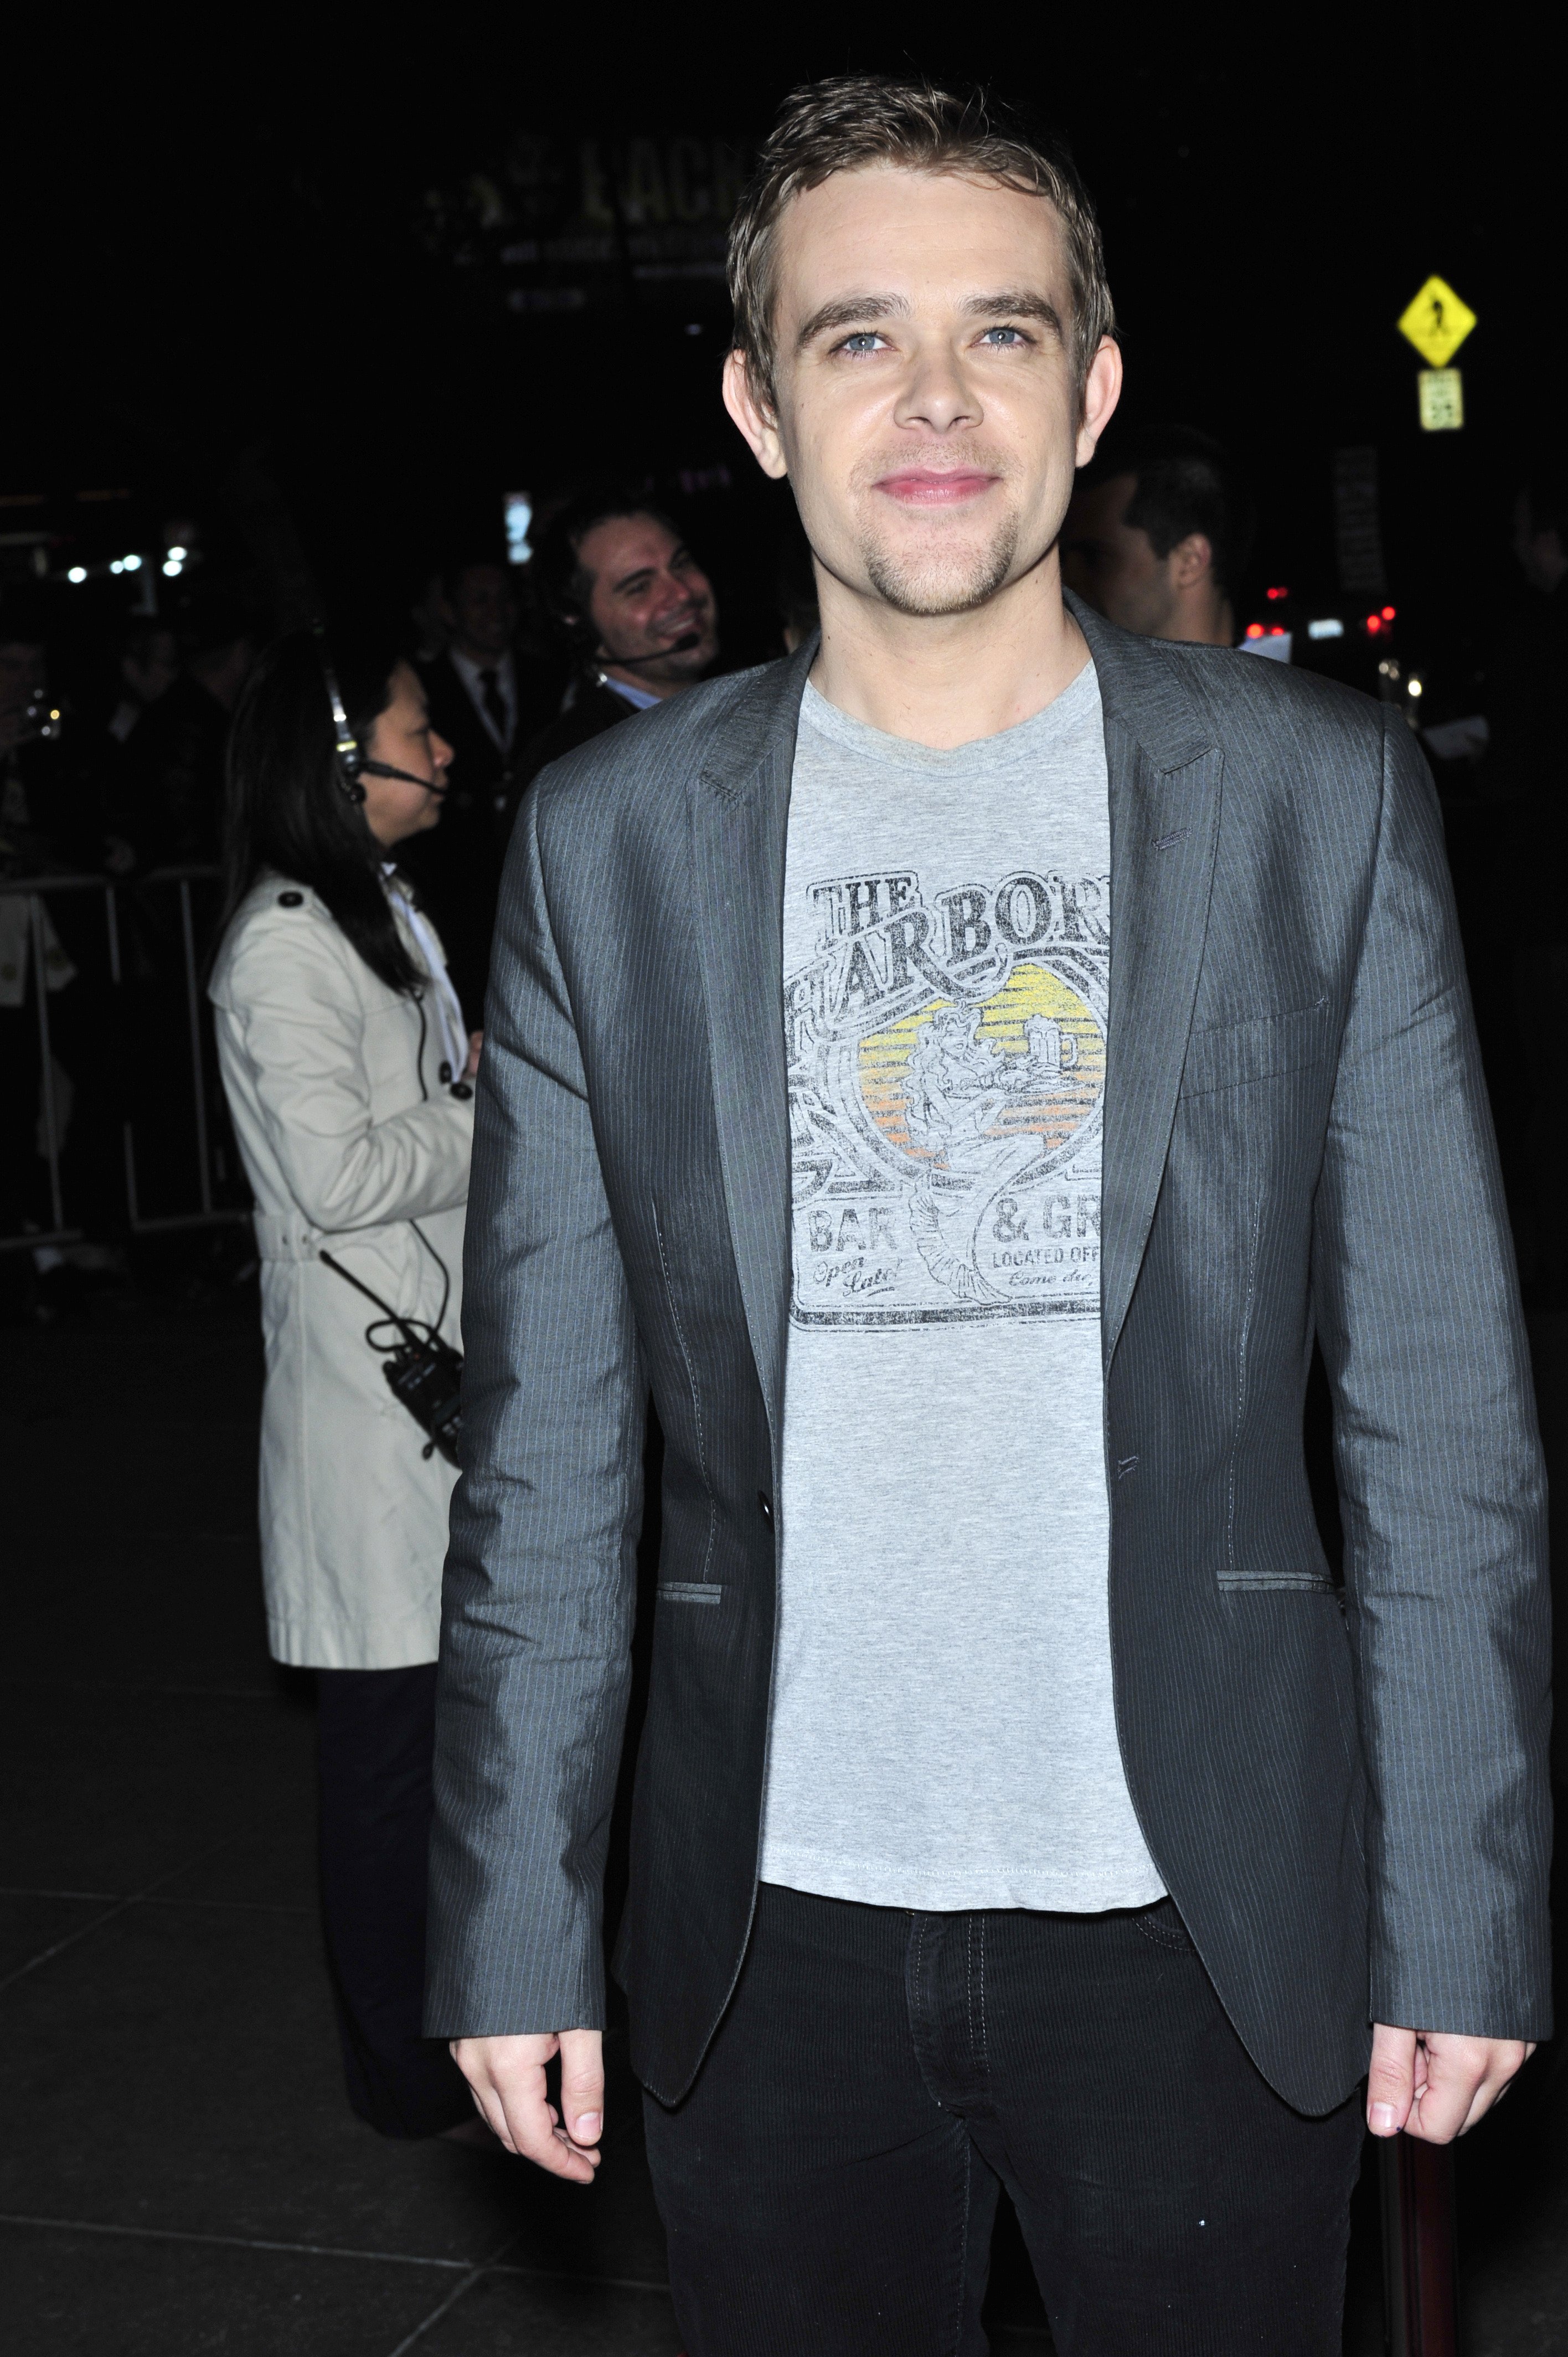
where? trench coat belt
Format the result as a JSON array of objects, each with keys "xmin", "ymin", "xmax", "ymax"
[
  {"xmin": 251, "ymin": 1211, "xmax": 326, "ymax": 1262},
  {"xmin": 252, "ymin": 1210, "xmax": 416, "ymax": 1263}
]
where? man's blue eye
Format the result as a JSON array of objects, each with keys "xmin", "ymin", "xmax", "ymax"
[
  {"xmin": 983, "ymin": 326, "xmax": 1024, "ymax": 345},
  {"xmin": 843, "ymin": 333, "xmax": 881, "ymax": 353}
]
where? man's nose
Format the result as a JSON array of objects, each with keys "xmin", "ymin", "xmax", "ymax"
[{"xmin": 894, "ymin": 343, "xmax": 980, "ymax": 435}]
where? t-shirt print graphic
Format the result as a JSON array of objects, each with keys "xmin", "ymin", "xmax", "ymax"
[{"xmin": 786, "ymin": 863, "xmax": 1108, "ymax": 1326}]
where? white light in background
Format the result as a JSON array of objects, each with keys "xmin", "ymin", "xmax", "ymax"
[
  {"xmin": 1307, "ymin": 618, "xmax": 1344, "ymax": 640},
  {"xmin": 110, "ymin": 560, "xmax": 124, "ymax": 574},
  {"xmin": 167, "ymin": 545, "xmax": 188, "ymax": 563},
  {"xmin": 66, "ymin": 567, "xmax": 87, "ymax": 583},
  {"xmin": 504, "ymin": 493, "xmax": 533, "ymax": 565},
  {"xmin": 1407, "ymin": 677, "xmax": 1423, "ymax": 696},
  {"xmin": 162, "ymin": 559, "xmax": 183, "ymax": 578},
  {"xmin": 122, "ymin": 553, "xmax": 143, "ymax": 572}
]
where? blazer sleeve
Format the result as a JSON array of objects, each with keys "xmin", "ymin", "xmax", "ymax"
[
  {"xmin": 425, "ymin": 791, "xmax": 644, "ymax": 2036},
  {"xmin": 1312, "ymin": 708, "xmax": 1552, "ymax": 2041},
  {"xmin": 223, "ymin": 910, "xmax": 472, "ymax": 1233}
]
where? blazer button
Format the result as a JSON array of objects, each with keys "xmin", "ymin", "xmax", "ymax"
[{"xmin": 757, "ymin": 1491, "xmax": 773, "ymax": 1524}]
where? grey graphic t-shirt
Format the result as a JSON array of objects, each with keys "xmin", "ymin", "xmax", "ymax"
[{"xmin": 758, "ymin": 662, "xmax": 1164, "ymax": 1912}]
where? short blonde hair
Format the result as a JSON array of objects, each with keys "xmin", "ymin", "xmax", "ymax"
[{"xmin": 728, "ymin": 78, "xmax": 1116, "ymax": 411}]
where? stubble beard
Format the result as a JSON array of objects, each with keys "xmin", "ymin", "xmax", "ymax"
[{"xmin": 859, "ymin": 508, "xmax": 1022, "ymax": 618}]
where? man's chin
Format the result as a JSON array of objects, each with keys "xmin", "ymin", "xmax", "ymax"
[{"xmin": 861, "ymin": 530, "xmax": 1019, "ymax": 619}]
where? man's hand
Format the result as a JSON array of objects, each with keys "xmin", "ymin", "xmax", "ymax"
[
  {"xmin": 1368, "ymin": 2024, "xmax": 1534, "ymax": 2143},
  {"xmin": 450, "ymin": 2029, "xmax": 604, "ymax": 2183},
  {"xmin": 463, "ymin": 1030, "xmax": 483, "ymax": 1081}
]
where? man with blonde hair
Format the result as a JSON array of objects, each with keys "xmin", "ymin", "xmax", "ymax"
[{"xmin": 429, "ymin": 78, "xmax": 1549, "ymax": 2355}]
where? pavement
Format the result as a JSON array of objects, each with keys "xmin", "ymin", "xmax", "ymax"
[{"xmin": 2, "ymin": 1271, "xmax": 1566, "ymax": 2353}]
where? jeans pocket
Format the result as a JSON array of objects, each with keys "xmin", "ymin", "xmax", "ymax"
[{"xmin": 1132, "ymin": 1898, "xmax": 1197, "ymax": 1955}]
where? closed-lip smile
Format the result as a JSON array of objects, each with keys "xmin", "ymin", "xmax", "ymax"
[{"xmin": 875, "ymin": 467, "xmax": 1000, "ymax": 506}]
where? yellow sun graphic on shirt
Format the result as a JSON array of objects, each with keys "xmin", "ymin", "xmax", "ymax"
[{"xmin": 857, "ymin": 962, "xmax": 1104, "ymax": 1165}]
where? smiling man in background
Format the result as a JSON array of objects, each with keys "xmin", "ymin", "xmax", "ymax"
[
  {"xmin": 430, "ymin": 78, "xmax": 1549, "ymax": 2357},
  {"xmin": 507, "ymin": 486, "xmax": 720, "ymax": 809}
]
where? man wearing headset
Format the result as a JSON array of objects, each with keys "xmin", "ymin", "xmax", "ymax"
[{"xmin": 506, "ymin": 487, "xmax": 720, "ymax": 820}]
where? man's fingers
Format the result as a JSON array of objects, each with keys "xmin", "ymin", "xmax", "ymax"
[
  {"xmin": 468, "ymin": 2078, "xmax": 520, "ymax": 2155},
  {"xmin": 558, "ymin": 2026, "xmax": 606, "ymax": 2151},
  {"xmin": 449, "ymin": 2032, "xmax": 600, "ymax": 2184},
  {"xmin": 1367, "ymin": 2023, "xmax": 1417, "ymax": 2137},
  {"xmin": 1402, "ymin": 2035, "xmax": 1534, "ymax": 2144}
]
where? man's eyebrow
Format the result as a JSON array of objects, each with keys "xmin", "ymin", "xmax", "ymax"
[
  {"xmin": 608, "ymin": 544, "xmax": 688, "ymax": 595},
  {"xmin": 796, "ymin": 293, "xmax": 911, "ymax": 349},
  {"xmin": 963, "ymin": 291, "xmax": 1066, "ymax": 337}
]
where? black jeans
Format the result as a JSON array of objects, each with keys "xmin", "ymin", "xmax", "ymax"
[
  {"xmin": 316, "ymin": 1664, "xmax": 472, "ymax": 2138},
  {"xmin": 643, "ymin": 1882, "xmax": 1364, "ymax": 2356}
]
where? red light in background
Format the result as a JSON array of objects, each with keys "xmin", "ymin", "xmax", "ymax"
[
  {"xmin": 1381, "ymin": 605, "xmax": 1396, "ymax": 621},
  {"xmin": 1268, "ymin": 626, "xmax": 1286, "ymax": 636},
  {"xmin": 1266, "ymin": 585, "xmax": 1290, "ymax": 601},
  {"xmin": 1366, "ymin": 615, "xmax": 1383, "ymax": 634},
  {"xmin": 1245, "ymin": 622, "xmax": 1265, "ymax": 639}
]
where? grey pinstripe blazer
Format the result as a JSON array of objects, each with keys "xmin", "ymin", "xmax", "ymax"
[{"xmin": 427, "ymin": 598, "xmax": 1551, "ymax": 2116}]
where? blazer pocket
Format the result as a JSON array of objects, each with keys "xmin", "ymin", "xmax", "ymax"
[
  {"xmin": 651, "ymin": 1197, "xmax": 719, "ymax": 1586},
  {"xmin": 1216, "ymin": 1569, "xmax": 1337, "ymax": 1593},
  {"xmin": 1179, "ymin": 998, "xmax": 1332, "ymax": 1098}
]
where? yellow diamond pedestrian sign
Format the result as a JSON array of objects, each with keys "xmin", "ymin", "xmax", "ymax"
[{"xmin": 1397, "ymin": 276, "xmax": 1477, "ymax": 368}]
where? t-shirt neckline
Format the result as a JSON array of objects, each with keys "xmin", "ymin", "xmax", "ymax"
[{"xmin": 798, "ymin": 656, "xmax": 1100, "ymax": 769}]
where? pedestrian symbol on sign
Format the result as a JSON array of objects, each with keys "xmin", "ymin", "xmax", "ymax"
[{"xmin": 1397, "ymin": 276, "xmax": 1477, "ymax": 369}]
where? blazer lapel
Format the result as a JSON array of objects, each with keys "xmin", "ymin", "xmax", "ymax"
[
  {"xmin": 689, "ymin": 645, "xmax": 814, "ymax": 1455},
  {"xmin": 1070, "ymin": 599, "xmax": 1224, "ymax": 1369}
]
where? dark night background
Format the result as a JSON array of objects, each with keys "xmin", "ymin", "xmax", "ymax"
[
  {"xmin": 6, "ymin": 19, "xmax": 1556, "ymax": 701},
  {"xmin": 6, "ymin": 19, "xmax": 1568, "ymax": 2355}
]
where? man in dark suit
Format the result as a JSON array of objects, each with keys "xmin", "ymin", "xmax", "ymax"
[
  {"xmin": 429, "ymin": 79, "xmax": 1549, "ymax": 2357},
  {"xmin": 1062, "ymin": 424, "xmax": 1252, "ymax": 650},
  {"xmin": 505, "ymin": 488, "xmax": 720, "ymax": 819},
  {"xmin": 406, "ymin": 560, "xmax": 554, "ymax": 1018}
]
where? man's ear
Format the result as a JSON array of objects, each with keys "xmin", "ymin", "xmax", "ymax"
[
  {"xmin": 1075, "ymin": 337, "xmax": 1123, "ymax": 469},
  {"xmin": 1169, "ymin": 532, "xmax": 1215, "ymax": 591},
  {"xmin": 723, "ymin": 351, "xmax": 788, "ymax": 482}
]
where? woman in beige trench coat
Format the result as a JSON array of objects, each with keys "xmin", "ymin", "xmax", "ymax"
[{"xmin": 210, "ymin": 627, "xmax": 481, "ymax": 2139}]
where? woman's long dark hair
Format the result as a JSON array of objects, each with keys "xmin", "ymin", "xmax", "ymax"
[{"xmin": 219, "ymin": 627, "xmax": 423, "ymax": 995}]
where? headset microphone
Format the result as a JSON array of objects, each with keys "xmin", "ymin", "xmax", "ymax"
[
  {"xmin": 595, "ymin": 630, "xmax": 703, "ymax": 671},
  {"xmin": 315, "ymin": 630, "xmax": 448, "ymax": 803},
  {"xmin": 362, "ymin": 758, "xmax": 451, "ymax": 794}
]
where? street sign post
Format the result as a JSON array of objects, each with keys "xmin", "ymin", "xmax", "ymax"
[{"xmin": 1398, "ymin": 277, "xmax": 1476, "ymax": 431}]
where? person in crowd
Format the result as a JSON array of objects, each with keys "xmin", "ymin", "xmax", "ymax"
[
  {"xmin": 1061, "ymin": 423, "xmax": 1252, "ymax": 646},
  {"xmin": 427, "ymin": 75, "xmax": 1549, "ymax": 2357},
  {"xmin": 0, "ymin": 591, "xmax": 119, "ymax": 1248},
  {"xmin": 1, "ymin": 596, "xmax": 81, "ymax": 1243},
  {"xmin": 0, "ymin": 591, "xmax": 105, "ymax": 874},
  {"xmin": 507, "ymin": 488, "xmax": 719, "ymax": 811},
  {"xmin": 106, "ymin": 619, "xmax": 179, "ymax": 750},
  {"xmin": 209, "ymin": 629, "xmax": 483, "ymax": 2143},
  {"xmin": 120, "ymin": 591, "xmax": 257, "ymax": 867},
  {"xmin": 100, "ymin": 620, "xmax": 180, "ymax": 878},
  {"xmin": 403, "ymin": 558, "xmax": 555, "ymax": 1021},
  {"xmin": 1488, "ymin": 464, "xmax": 1568, "ymax": 1301}
]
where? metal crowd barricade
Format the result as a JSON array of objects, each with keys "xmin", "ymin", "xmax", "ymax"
[{"xmin": 0, "ymin": 865, "xmax": 247, "ymax": 1253}]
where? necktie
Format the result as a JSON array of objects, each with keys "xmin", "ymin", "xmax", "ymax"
[{"xmin": 478, "ymin": 667, "xmax": 510, "ymax": 749}]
